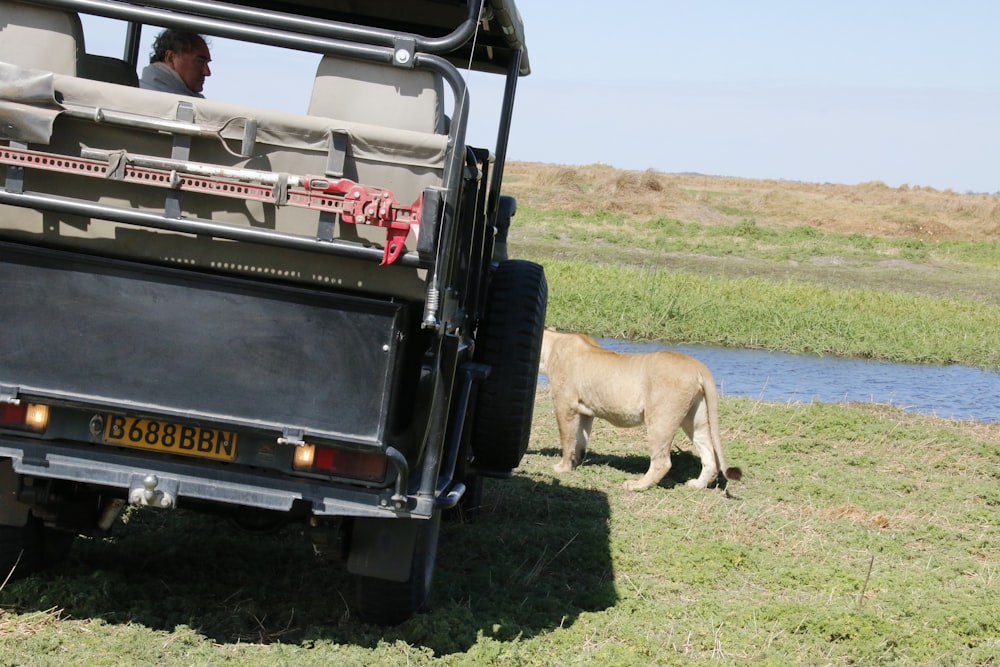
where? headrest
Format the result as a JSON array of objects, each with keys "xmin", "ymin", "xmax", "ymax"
[
  {"xmin": 0, "ymin": 1, "xmax": 85, "ymax": 76},
  {"xmin": 308, "ymin": 55, "xmax": 445, "ymax": 134}
]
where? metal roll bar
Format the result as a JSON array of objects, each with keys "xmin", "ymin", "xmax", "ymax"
[{"xmin": 126, "ymin": 0, "xmax": 484, "ymax": 54}]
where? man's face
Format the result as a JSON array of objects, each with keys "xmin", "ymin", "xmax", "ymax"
[{"xmin": 164, "ymin": 37, "xmax": 211, "ymax": 93}]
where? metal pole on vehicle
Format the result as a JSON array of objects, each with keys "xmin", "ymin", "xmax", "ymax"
[
  {"xmin": 486, "ymin": 50, "xmax": 523, "ymax": 226},
  {"xmin": 123, "ymin": 20, "xmax": 142, "ymax": 67}
]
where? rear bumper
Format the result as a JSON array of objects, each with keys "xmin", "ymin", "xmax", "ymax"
[{"xmin": 0, "ymin": 437, "xmax": 435, "ymax": 519}]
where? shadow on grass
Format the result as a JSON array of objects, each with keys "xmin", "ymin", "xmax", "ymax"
[
  {"xmin": 0, "ymin": 474, "xmax": 615, "ymax": 655},
  {"xmin": 535, "ymin": 446, "xmax": 707, "ymax": 487}
]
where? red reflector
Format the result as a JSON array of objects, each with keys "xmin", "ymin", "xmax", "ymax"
[
  {"xmin": 314, "ymin": 446, "xmax": 336, "ymax": 470},
  {"xmin": 0, "ymin": 402, "xmax": 28, "ymax": 425},
  {"xmin": 312, "ymin": 446, "xmax": 387, "ymax": 481}
]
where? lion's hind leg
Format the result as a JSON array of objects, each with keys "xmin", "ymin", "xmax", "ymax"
[{"xmin": 682, "ymin": 398, "xmax": 719, "ymax": 489}]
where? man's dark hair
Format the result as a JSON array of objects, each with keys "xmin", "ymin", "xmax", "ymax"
[{"xmin": 149, "ymin": 29, "xmax": 206, "ymax": 63}]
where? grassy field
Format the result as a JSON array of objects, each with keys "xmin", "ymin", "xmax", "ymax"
[
  {"xmin": 1, "ymin": 395, "xmax": 997, "ymax": 665},
  {"xmin": 1, "ymin": 163, "xmax": 998, "ymax": 665}
]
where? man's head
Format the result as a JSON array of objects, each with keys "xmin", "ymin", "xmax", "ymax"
[{"xmin": 149, "ymin": 29, "xmax": 211, "ymax": 94}]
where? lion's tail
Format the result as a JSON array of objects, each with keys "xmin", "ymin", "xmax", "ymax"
[{"xmin": 702, "ymin": 372, "xmax": 742, "ymax": 482}]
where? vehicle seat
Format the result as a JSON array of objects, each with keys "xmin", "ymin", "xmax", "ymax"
[
  {"xmin": 81, "ymin": 53, "xmax": 139, "ymax": 86},
  {"xmin": 0, "ymin": 0, "xmax": 85, "ymax": 76},
  {"xmin": 308, "ymin": 55, "xmax": 445, "ymax": 134}
]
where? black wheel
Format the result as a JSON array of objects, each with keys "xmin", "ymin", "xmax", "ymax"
[
  {"xmin": 354, "ymin": 512, "xmax": 441, "ymax": 625},
  {"xmin": 0, "ymin": 517, "xmax": 75, "ymax": 582},
  {"xmin": 471, "ymin": 259, "xmax": 548, "ymax": 471}
]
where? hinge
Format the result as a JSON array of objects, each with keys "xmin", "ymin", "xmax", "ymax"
[
  {"xmin": 0, "ymin": 385, "xmax": 20, "ymax": 404},
  {"xmin": 277, "ymin": 428, "xmax": 306, "ymax": 447}
]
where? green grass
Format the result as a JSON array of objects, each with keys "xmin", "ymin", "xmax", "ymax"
[
  {"xmin": 2, "ymin": 396, "xmax": 998, "ymax": 665},
  {"xmin": 537, "ymin": 259, "xmax": 1000, "ymax": 370},
  {"xmin": 511, "ymin": 205, "xmax": 1000, "ymax": 371},
  {"xmin": 516, "ymin": 206, "xmax": 1000, "ymax": 270}
]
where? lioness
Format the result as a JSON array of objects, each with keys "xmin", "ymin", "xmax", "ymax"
[{"xmin": 539, "ymin": 329, "xmax": 742, "ymax": 491}]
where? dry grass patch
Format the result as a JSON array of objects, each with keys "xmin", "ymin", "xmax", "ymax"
[
  {"xmin": 505, "ymin": 161, "xmax": 1000, "ymax": 241},
  {"xmin": 821, "ymin": 503, "xmax": 891, "ymax": 529},
  {"xmin": 0, "ymin": 606, "xmax": 63, "ymax": 639}
]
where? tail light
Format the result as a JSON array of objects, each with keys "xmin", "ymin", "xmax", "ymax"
[
  {"xmin": 293, "ymin": 443, "xmax": 388, "ymax": 482},
  {"xmin": 0, "ymin": 401, "xmax": 50, "ymax": 432}
]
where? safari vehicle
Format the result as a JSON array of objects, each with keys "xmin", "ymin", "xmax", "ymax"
[{"xmin": 0, "ymin": 0, "xmax": 545, "ymax": 623}]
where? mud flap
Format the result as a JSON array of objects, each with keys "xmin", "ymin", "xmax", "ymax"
[
  {"xmin": 0, "ymin": 460, "xmax": 30, "ymax": 527},
  {"xmin": 346, "ymin": 516, "xmax": 419, "ymax": 582}
]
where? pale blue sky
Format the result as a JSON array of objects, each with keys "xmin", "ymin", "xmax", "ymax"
[
  {"xmin": 82, "ymin": 1, "xmax": 999, "ymax": 193},
  {"xmin": 507, "ymin": 1, "xmax": 999, "ymax": 193}
]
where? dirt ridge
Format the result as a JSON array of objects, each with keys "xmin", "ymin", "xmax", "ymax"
[{"xmin": 503, "ymin": 161, "xmax": 1000, "ymax": 242}]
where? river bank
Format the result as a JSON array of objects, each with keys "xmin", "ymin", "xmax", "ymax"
[{"xmin": 502, "ymin": 162, "xmax": 1000, "ymax": 371}]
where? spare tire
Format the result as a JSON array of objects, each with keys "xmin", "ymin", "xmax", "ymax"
[{"xmin": 471, "ymin": 259, "xmax": 547, "ymax": 471}]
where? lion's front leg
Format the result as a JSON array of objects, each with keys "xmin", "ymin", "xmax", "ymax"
[{"xmin": 554, "ymin": 413, "xmax": 592, "ymax": 473}]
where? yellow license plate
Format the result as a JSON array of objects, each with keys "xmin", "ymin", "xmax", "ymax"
[{"xmin": 103, "ymin": 415, "xmax": 237, "ymax": 462}]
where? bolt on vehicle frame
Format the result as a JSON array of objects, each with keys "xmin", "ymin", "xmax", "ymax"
[{"xmin": 0, "ymin": 0, "xmax": 545, "ymax": 624}]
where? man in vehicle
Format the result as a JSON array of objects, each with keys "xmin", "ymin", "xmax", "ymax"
[{"xmin": 139, "ymin": 28, "xmax": 211, "ymax": 97}]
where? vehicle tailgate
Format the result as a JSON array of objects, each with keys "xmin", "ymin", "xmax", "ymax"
[{"xmin": 0, "ymin": 242, "xmax": 406, "ymax": 446}]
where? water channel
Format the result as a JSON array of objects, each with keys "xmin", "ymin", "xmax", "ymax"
[{"xmin": 540, "ymin": 339, "xmax": 1000, "ymax": 424}]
